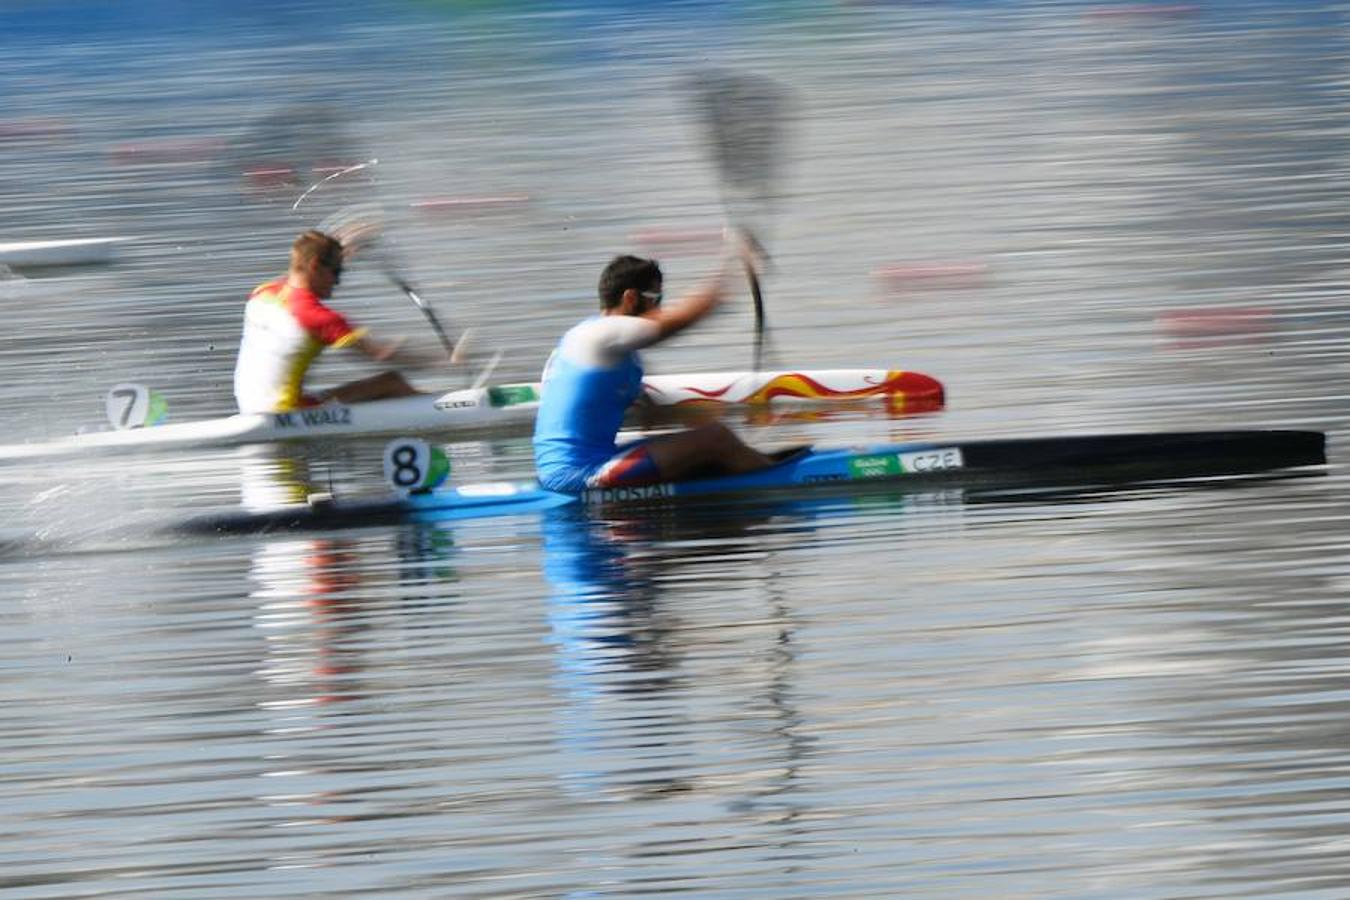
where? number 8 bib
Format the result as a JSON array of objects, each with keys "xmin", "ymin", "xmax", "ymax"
[{"xmin": 383, "ymin": 438, "xmax": 450, "ymax": 495}]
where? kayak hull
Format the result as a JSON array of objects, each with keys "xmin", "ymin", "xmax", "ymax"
[
  {"xmin": 0, "ymin": 236, "xmax": 135, "ymax": 268},
  {"xmin": 186, "ymin": 429, "xmax": 1327, "ymax": 533},
  {"xmin": 601, "ymin": 429, "xmax": 1328, "ymax": 500},
  {"xmin": 0, "ymin": 368, "xmax": 943, "ymax": 460}
]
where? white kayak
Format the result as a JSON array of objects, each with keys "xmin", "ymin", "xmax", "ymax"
[
  {"xmin": 0, "ymin": 236, "xmax": 136, "ymax": 268},
  {"xmin": 0, "ymin": 368, "xmax": 945, "ymax": 461}
]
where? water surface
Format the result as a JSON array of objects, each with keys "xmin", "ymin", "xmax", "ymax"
[{"xmin": 2, "ymin": 2, "xmax": 1348, "ymax": 896}]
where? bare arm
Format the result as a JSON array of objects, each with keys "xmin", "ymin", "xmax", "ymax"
[
  {"xmin": 642, "ymin": 256, "xmax": 735, "ymax": 340},
  {"xmin": 350, "ymin": 334, "xmax": 452, "ymax": 369},
  {"xmin": 641, "ymin": 230, "xmax": 763, "ymax": 340},
  {"xmin": 354, "ymin": 334, "xmax": 404, "ymax": 362}
]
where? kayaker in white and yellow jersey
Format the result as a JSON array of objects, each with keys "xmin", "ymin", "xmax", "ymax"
[{"xmin": 233, "ymin": 229, "xmax": 423, "ymax": 414}]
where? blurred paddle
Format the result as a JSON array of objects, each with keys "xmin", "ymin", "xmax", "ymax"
[
  {"xmin": 298, "ymin": 178, "xmax": 472, "ymax": 367},
  {"xmin": 687, "ymin": 69, "xmax": 796, "ymax": 371}
]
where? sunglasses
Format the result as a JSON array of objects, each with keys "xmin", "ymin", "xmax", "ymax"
[{"xmin": 639, "ymin": 288, "xmax": 663, "ymax": 306}]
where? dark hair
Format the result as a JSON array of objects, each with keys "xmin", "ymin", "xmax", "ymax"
[{"xmin": 598, "ymin": 255, "xmax": 662, "ymax": 310}]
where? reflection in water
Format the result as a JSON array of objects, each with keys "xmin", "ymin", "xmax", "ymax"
[
  {"xmin": 251, "ymin": 537, "xmax": 368, "ymax": 709},
  {"xmin": 542, "ymin": 507, "xmax": 685, "ymax": 800},
  {"xmin": 240, "ymin": 443, "xmax": 460, "ymax": 710},
  {"xmin": 539, "ymin": 500, "xmax": 838, "ymax": 825},
  {"xmin": 242, "ymin": 524, "xmax": 471, "ymax": 856},
  {"xmin": 240, "ymin": 443, "xmax": 460, "ymax": 846},
  {"xmin": 4, "ymin": 3, "xmax": 1350, "ymax": 893},
  {"xmin": 244, "ymin": 532, "xmax": 375, "ymax": 842},
  {"xmin": 237, "ymin": 444, "xmax": 319, "ymax": 512}
]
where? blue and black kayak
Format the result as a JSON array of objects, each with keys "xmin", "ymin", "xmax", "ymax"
[{"xmin": 184, "ymin": 429, "xmax": 1327, "ymax": 534}]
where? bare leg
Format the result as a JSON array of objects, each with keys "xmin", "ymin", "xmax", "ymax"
[
  {"xmin": 642, "ymin": 421, "xmax": 775, "ymax": 482},
  {"xmin": 322, "ymin": 371, "xmax": 419, "ymax": 404}
]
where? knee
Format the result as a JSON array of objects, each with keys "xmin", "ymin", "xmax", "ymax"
[{"xmin": 697, "ymin": 421, "xmax": 738, "ymax": 446}]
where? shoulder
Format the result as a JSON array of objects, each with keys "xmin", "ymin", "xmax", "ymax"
[
  {"xmin": 249, "ymin": 277, "xmax": 287, "ymax": 300},
  {"xmin": 284, "ymin": 287, "xmax": 357, "ymax": 342},
  {"xmin": 286, "ymin": 286, "xmax": 342, "ymax": 318},
  {"xmin": 565, "ymin": 315, "xmax": 659, "ymax": 353}
]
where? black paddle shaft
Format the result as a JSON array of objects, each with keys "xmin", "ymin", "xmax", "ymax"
[{"xmin": 384, "ymin": 271, "xmax": 456, "ymax": 357}]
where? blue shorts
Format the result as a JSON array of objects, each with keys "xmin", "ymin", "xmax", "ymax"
[{"xmin": 538, "ymin": 440, "xmax": 661, "ymax": 494}]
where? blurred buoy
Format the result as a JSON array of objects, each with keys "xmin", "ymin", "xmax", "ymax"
[
  {"xmin": 630, "ymin": 226, "xmax": 725, "ymax": 257},
  {"xmin": 873, "ymin": 261, "xmax": 988, "ymax": 289},
  {"xmin": 1086, "ymin": 4, "xmax": 1198, "ymax": 21},
  {"xmin": 242, "ymin": 165, "xmax": 298, "ymax": 188},
  {"xmin": 1156, "ymin": 307, "xmax": 1274, "ymax": 339},
  {"xmin": 310, "ymin": 160, "xmax": 373, "ymax": 179},
  {"xmin": 108, "ymin": 137, "xmax": 226, "ymax": 165},
  {"xmin": 0, "ymin": 117, "xmax": 72, "ymax": 143},
  {"xmin": 411, "ymin": 194, "xmax": 531, "ymax": 215}
]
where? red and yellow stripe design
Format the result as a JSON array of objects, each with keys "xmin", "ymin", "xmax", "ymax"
[{"xmin": 672, "ymin": 370, "xmax": 945, "ymax": 414}]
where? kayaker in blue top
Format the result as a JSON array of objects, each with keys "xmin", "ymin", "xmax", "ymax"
[{"xmin": 533, "ymin": 234, "xmax": 775, "ymax": 494}]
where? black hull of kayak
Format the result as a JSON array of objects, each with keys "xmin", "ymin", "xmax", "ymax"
[
  {"xmin": 181, "ymin": 429, "xmax": 1327, "ymax": 535},
  {"xmin": 952, "ymin": 429, "xmax": 1326, "ymax": 480}
]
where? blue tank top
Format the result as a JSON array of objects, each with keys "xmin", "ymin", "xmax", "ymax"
[{"xmin": 533, "ymin": 322, "xmax": 645, "ymax": 489}]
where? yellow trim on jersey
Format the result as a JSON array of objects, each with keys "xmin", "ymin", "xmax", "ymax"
[{"xmin": 332, "ymin": 327, "xmax": 367, "ymax": 350}]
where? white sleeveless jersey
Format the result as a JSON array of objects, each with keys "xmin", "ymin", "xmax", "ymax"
[{"xmin": 232, "ymin": 279, "xmax": 364, "ymax": 413}]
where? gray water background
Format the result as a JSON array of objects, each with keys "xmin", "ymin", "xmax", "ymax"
[{"xmin": 2, "ymin": 1, "xmax": 1349, "ymax": 896}]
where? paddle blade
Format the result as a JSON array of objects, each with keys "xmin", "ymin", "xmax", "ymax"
[
  {"xmin": 450, "ymin": 328, "xmax": 474, "ymax": 366},
  {"xmin": 686, "ymin": 69, "xmax": 796, "ymax": 208},
  {"xmin": 686, "ymin": 71, "xmax": 797, "ymax": 374},
  {"xmin": 315, "ymin": 200, "xmax": 386, "ymax": 256}
]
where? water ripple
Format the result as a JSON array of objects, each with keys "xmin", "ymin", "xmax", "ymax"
[{"xmin": 3, "ymin": 2, "xmax": 1350, "ymax": 896}]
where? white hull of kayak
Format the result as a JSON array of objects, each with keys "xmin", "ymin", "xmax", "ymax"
[
  {"xmin": 0, "ymin": 368, "xmax": 944, "ymax": 460},
  {"xmin": 0, "ymin": 236, "xmax": 135, "ymax": 268}
]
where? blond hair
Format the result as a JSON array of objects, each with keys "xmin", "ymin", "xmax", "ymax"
[{"xmin": 290, "ymin": 230, "xmax": 343, "ymax": 272}]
